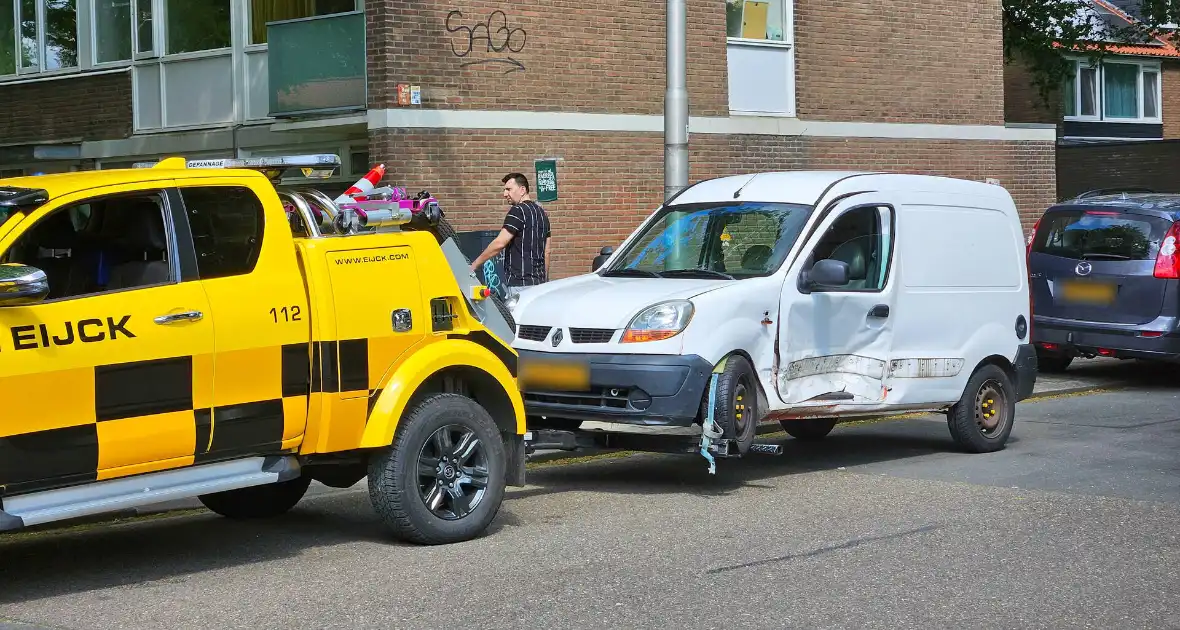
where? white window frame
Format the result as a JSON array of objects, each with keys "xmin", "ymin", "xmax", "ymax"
[
  {"xmin": 0, "ymin": 0, "xmax": 83, "ymax": 80},
  {"xmin": 89, "ymin": 0, "xmax": 143, "ymax": 68},
  {"xmin": 725, "ymin": 0, "xmax": 795, "ymax": 117},
  {"xmin": 1063, "ymin": 56, "xmax": 1163, "ymax": 124}
]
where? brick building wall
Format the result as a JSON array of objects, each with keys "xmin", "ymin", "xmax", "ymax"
[
  {"xmin": 1165, "ymin": 61, "xmax": 1180, "ymax": 139},
  {"xmin": 795, "ymin": 0, "xmax": 1006, "ymax": 125},
  {"xmin": 0, "ymin": 71, "xmax": 133, "ymax": 144},
  {"xmin": 365, "ymin": 0, "xmax": 728, "ymax": 115},
  {"xmin": 1004, "ymin": 55, "xmax": 1062, "ymax": 126},
  {"xmin": 1057, "ymin": 139, "xmax": 1180, "ymax": 199}
]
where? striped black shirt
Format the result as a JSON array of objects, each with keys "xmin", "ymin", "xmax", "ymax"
[{"xmin": 502, "ymin": 200, "xmax": 551, "ymax": 286}]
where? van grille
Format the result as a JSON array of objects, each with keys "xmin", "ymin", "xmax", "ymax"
[
  {"xmin": 525, "ymin": 387, "xmax": 630, "ymax": 409},
  {"xmin": 517, "ymin": 325, "xmax": 551, "ymax": 342},
  {"xmin": 569, "ymin": 328, "xmax": 615, "ymax": 344}
]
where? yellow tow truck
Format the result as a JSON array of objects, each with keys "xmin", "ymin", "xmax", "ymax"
[{"xmin": 0, "ymin": 154, "xmax": 525, "ymax": 545}]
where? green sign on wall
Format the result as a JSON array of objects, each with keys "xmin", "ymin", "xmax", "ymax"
[{"xmin": 534, "ymin": 159, "xmax": 558, "ymax": 202}]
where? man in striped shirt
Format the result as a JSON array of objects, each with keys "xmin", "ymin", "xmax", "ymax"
[{"xmin": 470, "ymin": 172, "xmax": 552, "ymax": 289}]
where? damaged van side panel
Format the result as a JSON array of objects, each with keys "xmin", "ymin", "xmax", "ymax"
[
  {"xmin": 770, "ymin": 180, "xmax": 1029, "ymax": 416},
  {"xmin": 773, "ymin": 199, "xmax": 900, "ymax": 407}
]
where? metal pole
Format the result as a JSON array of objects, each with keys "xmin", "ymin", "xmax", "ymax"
[{"xmin": 664, "ymin": 0, "xmax": 688, "ymax": 202}]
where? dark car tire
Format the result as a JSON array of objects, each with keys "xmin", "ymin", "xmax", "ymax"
[
  {"xmin": 368, "ymin": 393, "xmax": 507, "ymax": 545},
  {"xmin": 1037, "ymin": 352, "xmax": 1072, "ymax": 373},
  {"xmin": 707, "ymin": 355, "xmax": 759, "ymax": 455},
  {"xmin": 527, "ymin": 416, "xmax": 583, "ymax": 431},
  {"xmin": 780, "ymin": 418, "xmax": 838, "ymax": 441},
  {"xmin": 947, "ymin": 364, "xmax": 1016, "ymax": 453},
  {"xmin": 198, "ymin": 475, "xmax": 312, "ymax": 519}
]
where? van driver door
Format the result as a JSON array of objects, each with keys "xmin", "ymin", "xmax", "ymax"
[{"xmin": 775, "ymin": 199, "xmax": 899, "ymax": 407}]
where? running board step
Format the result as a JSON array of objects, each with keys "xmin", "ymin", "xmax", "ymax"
[{"xmin": 0, "ymin": 455, "xmax": 301, "ymax": 531}]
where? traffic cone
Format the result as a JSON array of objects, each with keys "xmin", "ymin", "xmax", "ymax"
[{"xmin": 334, "ymin": 164, "xmax": 386, "ymax": 205}]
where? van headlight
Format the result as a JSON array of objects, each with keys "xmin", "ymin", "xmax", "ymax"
[{"xmin": 621, "ymin": 300, "xmax": 694, "ymax": 343}]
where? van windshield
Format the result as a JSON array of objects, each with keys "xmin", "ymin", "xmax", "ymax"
[{"xmin": 603, "ymin": 201, "xmax": 813, "ymax": 280}]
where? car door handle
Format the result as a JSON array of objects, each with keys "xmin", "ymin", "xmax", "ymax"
[
  {"xmin": 155, "ymin": 311, "xmax": 204, "ymax": 324},
  {"xmin": 868, "ymin": 304, "xmax": 889, "ymax": 318}
]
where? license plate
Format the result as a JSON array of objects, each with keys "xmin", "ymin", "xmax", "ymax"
[
  {"xmin": 518, "ymin": 357, "xmax": 591, "ymax": 391},
  {"xmin": 1060, "ymin": 280, "xmax": 1116, "ymax": 305}
]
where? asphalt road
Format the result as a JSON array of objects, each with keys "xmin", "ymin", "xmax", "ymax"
[{"xmin": 2, "ymin": 363, "xmax": 1178, "ymax": 630}]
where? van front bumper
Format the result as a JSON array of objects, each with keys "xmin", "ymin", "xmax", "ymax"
[{"xmin": 517, "ymin": 349, "xmax": 713, "ymax": 427}]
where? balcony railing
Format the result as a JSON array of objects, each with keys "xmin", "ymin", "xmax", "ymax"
[{"xmin": 267, "ymin": 11, "xmax": 367, "ymax": 118}]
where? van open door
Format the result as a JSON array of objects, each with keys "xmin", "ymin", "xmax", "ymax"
[{"xmin": 775, "ymin": 198, "xmax": 899, "ymax": 408}]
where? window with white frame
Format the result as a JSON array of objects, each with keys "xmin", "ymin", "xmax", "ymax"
[
  {"xmin": 0, "ymin": 0, "xmax": 361, "ymax": 77},
  {"xmin": 1063, "ymin": 58, "xmax": 1162, "ymax": 122},
  {"xmin": 0, "ymin": 0, "xmax": 365, "ymax": 131},
  {"xmin": 0, "ymin": 0, "xmax": 79, "ymax": 76},
  {"xmin": 725, "ymin": 0, "xmax": 794, "ymax": 115}
]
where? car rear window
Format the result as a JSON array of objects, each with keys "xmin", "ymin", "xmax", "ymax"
[{"xmin": 1031, "ymin": 209, "xmax": 1173, "ymax": 261}]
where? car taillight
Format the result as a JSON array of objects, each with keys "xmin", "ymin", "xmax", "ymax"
[
  {"xmin": 1153, "ymin": 221, "xmax": 1180, "ymax": 279},
  {"xmin": 1026, "ymin": 217, "xmax": 1041, "ymax": 260},
  {"xmin": 1026, "ymin": 217, "xmax": 1040, "ymax": 341}
]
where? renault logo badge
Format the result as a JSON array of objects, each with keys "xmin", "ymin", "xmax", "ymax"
[
  {"xmin": 1075, "ymin": 261, "xmax": 1092, "ymax": 276},
  {"xmin": 551, "ymin": 328, "xmax": 563, "ymax": 347}
]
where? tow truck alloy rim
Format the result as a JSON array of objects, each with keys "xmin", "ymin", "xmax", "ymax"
[{"xmin": 417, "ymin": 424, "xmax": 490, "ymax": 520}]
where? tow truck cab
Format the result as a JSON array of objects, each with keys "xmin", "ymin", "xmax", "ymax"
[{"xmin": 0, "ymin": 154, "xmax": 524, "ymax": 546}]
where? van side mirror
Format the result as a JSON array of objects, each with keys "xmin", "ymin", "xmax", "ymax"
[
  {"xmin": 0, "ymin": 264, "xmax": 50, "ymax": 306},
  {"xmin": 797, "ymin": 258, "xmax": 849, "ymax": 293},
  {"xmin": 592, "ymin": 246, "xmax": 614, "ymax": 272}
]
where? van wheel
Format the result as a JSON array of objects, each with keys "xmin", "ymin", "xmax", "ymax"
[
  {"xmin": 198, "ymin": 474, "xmax": 312, "ymax": 519},
  {"xmin": 368, "ymin": 393, "xmax": 507, "ymax": 545},
  {"xmin": 947, "ymin": 364, "xmax": 1016, "ymax": 453},
  {"xmin": 709, "ymin": 355, "xmax": 759, "ymax": 455},
  {"xmin": 780, "ymin": 418, "xmax": 838, "ymax": 441}
]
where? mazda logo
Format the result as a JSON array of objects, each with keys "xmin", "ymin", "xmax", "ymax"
[
  {"xmin": 551, "ymin": 328, "xmax": 563, "ymax": 347},
  {"xmin": 1075, "ymin": 261, "xmax": 1092, "ymax": 276}
]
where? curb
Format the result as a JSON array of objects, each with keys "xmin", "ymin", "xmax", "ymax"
[{"xmin": 1025, "ymin": 384, "xmax": 1116, "ymax": 400}]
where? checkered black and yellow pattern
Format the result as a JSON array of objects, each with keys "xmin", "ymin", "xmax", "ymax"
[{"xmin": 0, "ymin": 335, "xmax": 412, "ymax": 497}]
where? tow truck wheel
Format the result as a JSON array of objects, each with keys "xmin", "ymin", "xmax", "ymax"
[
  {"xmin": 710, "ymin": 355, "xmax": 759, "ymax": 455},
  {"xmin": 368, "ymin": 393, "xmax": 507, "ymax": 545},
  {"xmin": 946, "ymin": 364, "xmax": 1016, "ymax": 453},
  {"xmin": 198, "ymin": 474, "xmax": 312, "ymax": 519}
]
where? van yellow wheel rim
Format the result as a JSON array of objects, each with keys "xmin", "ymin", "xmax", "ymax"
[{"xmin": 974, "ymin": 380, "xmax": 1007, "ymax": 434}]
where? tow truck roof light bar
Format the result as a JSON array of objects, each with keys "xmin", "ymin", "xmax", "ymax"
[{"xmin": 131, "ymin": 154, "xmax": 342, "ymax": 182}]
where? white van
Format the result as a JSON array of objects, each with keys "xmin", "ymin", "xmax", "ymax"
[{"xmin": 508, "ymin": 171, "xmax": 1037, "ymax": 455}]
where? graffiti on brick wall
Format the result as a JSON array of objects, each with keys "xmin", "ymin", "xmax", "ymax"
[{"xmin": 445, "ymin": 10, "xmax": 527, "ymax": 73}]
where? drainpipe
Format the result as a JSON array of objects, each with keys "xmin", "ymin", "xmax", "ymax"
[{"xmin": 664, "ymin": 0, "xmax": 688, "ymax": 202}]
